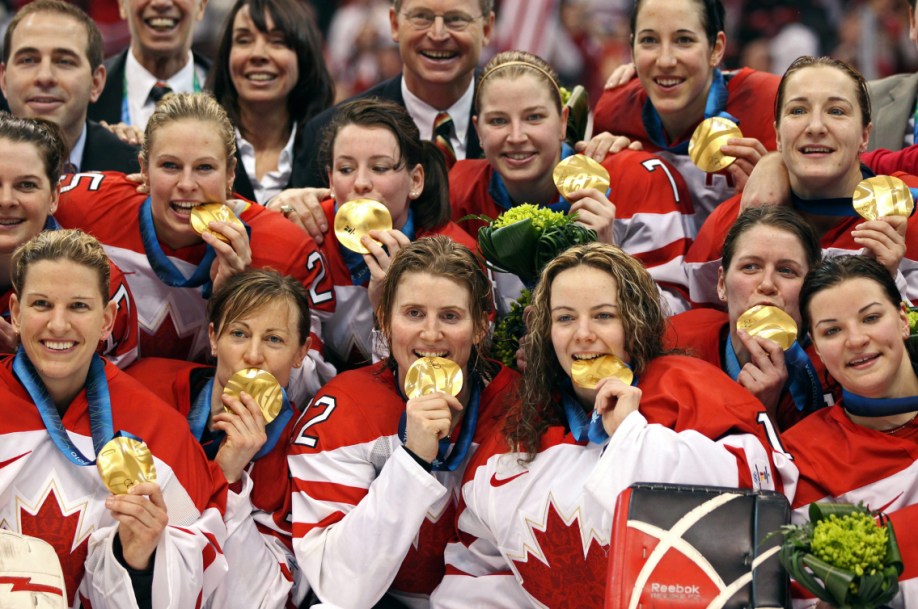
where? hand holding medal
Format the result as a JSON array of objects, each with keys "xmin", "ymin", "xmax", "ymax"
[
  {"xmin": 334, "ymin": 199, "xmax": 393, "ymax": 254},
  {"xmin": 191, "ymin": 202, "xmax": 252, "ymax": 291},
  {"xmin": 736, "ymin": 305, "xmax": 797, "ymax": 351},
  {"xmin": 553, "ymin": 155, "xmax": 616, "ymax": 244},
  {"xmin": 570, "ymin": 355, "xmax": 639, "ymax": 439},
  {"xmin": 850, "ymin": 176, "xmax": 912, "ymax": 277},
  {"xmin": 689, "ymin": 117, "xmax": 743, "ymax": 173},
  {"xmin": 402, "ymin": 357, "xmax": 465, "ymax": 463}
]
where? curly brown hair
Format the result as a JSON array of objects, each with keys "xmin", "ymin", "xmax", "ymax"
[{"xmin": 504, "ymin": 242, "xmax": 666, "ymax": 459}]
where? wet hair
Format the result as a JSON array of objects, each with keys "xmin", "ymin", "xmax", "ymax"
[
  {"xmin": 375, "ymin": 235, "xmax": 496, "ymax": 381},
  {"xmin": 774, "ymin": 56, "xmax": 871, "ymax": 129},
  {"xmin": 319, "ymin": 97, "xmax": 450, "ymax": 230},
  {"xmin": 11, "ymin": 229, "xmax": 110, "ymax": 303},
  {"xmin": 0, "ymin": 113, "xmax": 67, "ymax": 186},
  {"xmin": 722, "ymin": 206, "xmax": 822, "ymax": 273},
  {"xmin": 3, "ymin": 0, "xmax": 104, "ymax": 69},
  {"xmin": 799, "ymin": 255, "xmax": 902, "ymax": 336},
  {"xmin": 207, "ymin": 268, "xmax": 311, "ymax": 345},
  {"xmin": 476, "ymin": 50, "xmax": 563, "ymax": 112},
  {"xmin": 507, "ymin": 242, "xmax": 666, "ymax": 458},
  {"xmin": 207, "ymin": 0, "xmax": 334, "ymax": 131},
  {"xmin": 630, "ymin": 0, "xmax": 725, "ymax": 48},
  {"xmin": 141, "ymin": 92, "xmax": 237, "ymax": 172},
  {"xmin": 393, "ymin": 0, "xmax": 494, "ymax": 14}
]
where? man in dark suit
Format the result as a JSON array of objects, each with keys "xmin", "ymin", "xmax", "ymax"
[
  {"xmin": 1, "ymin": 0, "xmax": 139, "ymax": 174},
  {"xmin": 88, "ymin": 0, "xmax": 209, "ymax": 131},
  {"xmin": 271, "ymin": 0, "xmax": 494, "ymax": 241}
]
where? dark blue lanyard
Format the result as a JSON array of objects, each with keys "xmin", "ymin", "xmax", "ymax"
[
  {"xmin": 642, "ymin": 68, "xmax": 737, "ymax": 154},
  {"xmin": 560, "ymin": 368, "xmax": 637, "ymax": 445},
  {"xmin": 723, "ymin": 336, "xmax": 822, "ymax": 412},
  {"xmin": 13, "ymin": 348, "xmax": 113, "ymax": 466},
  {"xmin": 138, "ymin": 196, "xmax": 216, "ymax": 294},
  {"xmin": 340, "ymin": 208, "xmax": 416, "ymax": 286},
  {"xmin": 842, "ymin": 389, "xmax": 918, "ymax": 417},
  {"xmin": 189, "ymin": 376, "xmax": 294, "ymax": 461},
  {"xmin": 397, "ymin": 372, "xmax": 482, "ymax": 471}
]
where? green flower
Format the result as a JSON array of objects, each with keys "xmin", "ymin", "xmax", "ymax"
[
  {"xmin": 777, "ymin": 503, "xmax": 903, "ymax": 609},
  {"xmin": 468, "ymin": 205, "xmax": 596, "ymax": 282},
  {"xmin": 492, "ymin": 290, "xmax": 531, "ymax": 369}
]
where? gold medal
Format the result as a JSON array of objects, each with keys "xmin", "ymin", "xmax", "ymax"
[
  {"xmin": 688, "ymin": 117, "xmax": 743, "ymax": 173},
  {"xmin": 552, "ymin": 154, "xmax": 611, "ymax": 200},
  {"xmin": 96, "ymin": 436, "xmax": 157, "ymax": 495},
  {"xmin": 571, "ymin": 355, "xmax": 633, "ymax": 389},
  {"xmin": 190, "ymin": 203, "xmax": 245, "ymax": 243},
  {"xmin": 223, "ymin": 368, "xmax": 284, "ymax": 423},
  {"xmin": 404, "ymin": 357, "xmax": 463, "ymax": 399},
  {"xmin": 334, "ymin": 199, "xmax": 393, "ymax": 254},
  {"xmin": 852, "ymin": 175, "xmax": 914, "ymax": 220},
  {"xmin": 736, "ymin": 305, "xmax": 797, "ymax": 350}
]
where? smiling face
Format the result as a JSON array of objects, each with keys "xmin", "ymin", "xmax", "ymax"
[
  {"xmin": 550, "ymin": 265, "xmax": 630, "ymax": 404},
  {"xmin": 228, "ymin": 4, "xmax": 298, "ymax": 111},
  {"xmin": 390, "ymin": 0, "xmax": 492, "ymax": 105},
  {"xmin": 143, "ymin": 118, "xmax": 235, "ymax": 249},
  {"xmin": 328, "ymin": 124, "xmax": 423, "ymax": 230},
  {"xmin": 0, "ymin": 138, "xmax": 58, "ymax": 256},
  {"xmin": 209, "ymin": 298, "xmax": 308, "ymax": 392},
  {"xmin": 808, "ymin": 277, "xmax": 913, "ymax": 399},
  {"xmin": 388, "ymin": 271, "xmax": 480, "ymax": 392},
  {"xmin": 474, "ymin": 73, "xmax": 566, "ymax": 203},
  {"xmin": 775, "ymin": 65, "xmax": 870, "ymax": 199},
  {"xmin": 120, "ymin": 0, "xmax": 207, "ymax": 62},
  {"xmin": 10, "ymin": 258, "xmax": 115, "ymax": 408},
  {"xmin": 0, "ymin": 11, "xmax": 105, "ymax": 149},
  {"xmin": 718, "ymin": 224, "xmax": 810, "ymax": 333},
  {"xmin": 631, "ymin": 0, "xmax": 725, "ymax": 139}
]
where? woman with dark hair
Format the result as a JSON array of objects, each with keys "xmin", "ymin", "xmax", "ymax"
[
  {"xmin": 289, "ymin": 236, "xmax": 519, "ymax": 608},
  {"xmin": 0, "ymin": 113, "xmax": 139, "ymax": 367},
  {"xmin": 432, "ymin": 242, "xmax": 778, "ymax": 607},
  {"xmin": 593, "ymin": 0, "xmax": 779, "ymax": 230},
  {"xmin": 688, "ymin": 56, "xmax": 918, "ymax": 307},
  {"xmin": 313, "ymin": 98, "xmax": 476, "ymax": 369},
  {"xmin": 207, "ymin": 0, "xmax": 335, "ymax": 204},
  {"xmin": 780, "ymin": 255, "xmax": 918, "ymax": 605},
  {"xmin": 668, "ymin": 205, "xmax": 836, "ymax": 430}
]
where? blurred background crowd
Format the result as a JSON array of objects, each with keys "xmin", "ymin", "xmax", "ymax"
[{"xmin": 0, "ymin": 0, "xmax": 914, "ymax": 105}]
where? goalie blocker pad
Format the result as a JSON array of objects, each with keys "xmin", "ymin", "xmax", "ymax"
[{"xmin": 606, "ymin": 483, "xmax": 790, "ymax": 609}]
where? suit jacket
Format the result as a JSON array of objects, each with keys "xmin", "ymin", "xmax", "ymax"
[
  {"xmin": 88, "ymin": 50, "xmax": 211, "ymax": 125},
  {"xmin": 298, "ymin": 73, "xmax": 483, "ymax": 187},
  {"xmin": 81, "ymin": 120, "xmax": 141, "ymax": 174},
  {"xmin": 232, "ymin": 124, "xmax": 313, "ymax": 203},
  {"xmin": 867, "ymin": 72, "xmax": 918, "ymax": 151}
]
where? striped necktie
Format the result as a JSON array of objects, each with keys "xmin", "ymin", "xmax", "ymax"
[
  {"xmin": 149, "ymin": 81, "xmax": 173, "ymax": 103},
  {"xmin": 433, "ymin": 112, "xmax": 457, "ymax": 169}
]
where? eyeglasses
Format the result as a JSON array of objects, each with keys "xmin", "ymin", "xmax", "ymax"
[{"xmin": 400, "ymin": 9, "xmax": 483, "ymax": 32}]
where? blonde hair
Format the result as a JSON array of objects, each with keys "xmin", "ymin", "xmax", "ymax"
[
  {"xmin": 141, "ymin": 92, "xmax": 237, "ymax": 171},
  {"xmin": 476, "ymin": 50, "xmax": 563, "ymax": 112},
  {"xmin": 11, "ymin": 229, "xmax": 110, "ymax": 302}
]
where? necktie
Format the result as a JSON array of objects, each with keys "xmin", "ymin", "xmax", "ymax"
[
  {"xmin": 433, "ymin": 112, "xmax": 457, "ymax": 169},
  {"xmin": 149, "ymin": 81, "xmax": 173, "ymax": 104}
]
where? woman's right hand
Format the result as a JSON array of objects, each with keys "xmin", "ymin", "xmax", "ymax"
[
  {"xmin": 267, "ymin": 187, "xmax": 331, "ymax": 244},
  {"xmin": 0, "ymin": 318, "xmax": 17, "ymax": 354},
  {"xmin": 735, "ymin": 330, "xmax": 788, "ymax": 419},
  {"xmin": 364, "ymin": 228, "xmax": 411, "ymax": 310},
  {"xmin": 852, "ymin": 215, "xmax": 907, "ymax": 279},
  {"xmin": 404, "ymin": 392, "xmax": 463, "ymax": 464},
  {"xmin": 603, "ymin": 63, "xmax": 636, "ymax": 90},
  {"xmin": 204, "ymin": 213, "xmax": 253, "ymax": 292}
]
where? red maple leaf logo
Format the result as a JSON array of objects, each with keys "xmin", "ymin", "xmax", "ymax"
[
  {"xmin": 393, "ymin": 504, "xmax": 456, "ymax": 595},
  {"xmin": 511, "ymin": 500, "xmax": 609, "ymax": 607},
  {"xmin": 19, "ymin": 487, "xmax": 90, "ymax": 606}
]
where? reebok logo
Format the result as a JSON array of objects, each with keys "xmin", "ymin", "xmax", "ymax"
[
  {"xmin": 650, "ymin": 583, "xmax": 701, "ymax": 595},
  {"xmin": 489, "ymin": 470, "xmax": 529, "ymax": 487}
]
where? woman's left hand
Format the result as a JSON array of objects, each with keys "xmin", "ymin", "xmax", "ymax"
[
  {"xmin": 735, "ymin": 330, "xmax": 788, "ymax": 420},
  {"xmin": 107, "ymin": 482, "xmax": 168, "ymax": 571},
  {"xmin": 364, "ymin": 228, "xmax": 411, "ymax": 310},
  {"xmin": 594, "ymin": 375, "xmax": 642, "ymax": 437},
  {"xmin": 204, "ymin": 207, "xmax": 253, "ymax": 292},
  {"xmin": 721, "ymin": 137, "xmax": 769, "ymax": 193},
  {"xmin": 852, "ymin": 216, "xmax": 907, "ymax": 278},
  {"xmin": 574, "ymin": 131, "xmax": 642, "ymax": 162},
  {"xmin": 212, "ymin": 390, "xmax": 268, "ymax": 483},
  {"xmin": 568, "ymin": 187, "xmax": 616, "ymax": 245}
]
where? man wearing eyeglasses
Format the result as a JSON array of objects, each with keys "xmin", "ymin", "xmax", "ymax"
[{"xmin": 272, "ymin": 0, "xmax": 494, "ymax": 242}]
